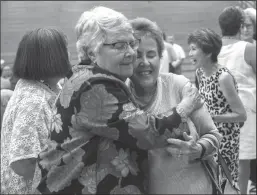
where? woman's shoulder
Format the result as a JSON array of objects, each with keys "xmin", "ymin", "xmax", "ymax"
[
  {"xmin": 59, "ymin": 67, "xmax": 130, "ymax": 109},
  {"xmin": 159, "ymin": 73, "xmax": 190, "ymax": 89}
]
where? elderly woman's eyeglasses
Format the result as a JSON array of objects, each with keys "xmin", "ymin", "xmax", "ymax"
[
  {"xmin": 103, "ymin": 40, "xmax": 140, "ymax": 52},
  {"xmin": 242, "ymin": 23, "xmax": 253, "ymax": 30}
]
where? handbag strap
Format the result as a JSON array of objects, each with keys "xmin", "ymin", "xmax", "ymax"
[
  {"xmin": 218, "ymin": 151, "xmax": 233, "ymax": 185},
  {"xmin": 201, "ymin": 160, "xmax": 223, "ymax": 194}
]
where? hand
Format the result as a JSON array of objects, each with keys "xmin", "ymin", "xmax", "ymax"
[
  {"xmin": 177, "ymin": 83, "xmax": 204, "ymax": 117},
  {"xmin": 165, "ymin": 119, "xmax": 202, "ymax": 161}
]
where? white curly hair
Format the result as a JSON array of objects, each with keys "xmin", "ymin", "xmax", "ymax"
[{"xmin": 75, "ymin": 6, "xmax": 133, "ymax": 63}]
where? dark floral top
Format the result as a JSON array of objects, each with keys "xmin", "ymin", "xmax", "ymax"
[{"xmin": 36, "ymin": 65, "xmax": 184, "ymax": 194}]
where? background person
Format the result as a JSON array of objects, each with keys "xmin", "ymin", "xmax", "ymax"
[
  {"xmin": 190, "ymin": 28, "xmax": 247, "ymax": 192},
  {"xmin": 1, "ymin": 28, "xmax": 71, "ymax": 194},
  {"xmin": 241, "ymin": 7, "xmax": 256, "ymax": 44},
  {"xmin": 167, "ymin": 35, "xmax": 186, "ymax": 74},
  {"xmin": 159, "ymin": 32, "xmax": 177, "ymax": 73},
  {"xmin": 217, "ymin": 6, "xmax": 256, "ymax": 194},
  {"xmin": 241, "ymin": 7, "xmax": 256, "ymax": 194}
]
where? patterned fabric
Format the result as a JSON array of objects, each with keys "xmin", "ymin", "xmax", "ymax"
[
  {"xmin": 0, "ymin": 89, "xmax": 13, "ymax": 127},
  {"xmin": 127, "ymin": 73, "xmax": 222, "ymax": 194},
  {"xmin": 36, "ymin": 65, "xmax": 185, "ymax": 194},
  {"xmin": 1, "ymin": 79, "xmax": 58, "ymax": 194},
  {"xmin": 218, "ymin": 41, "xmax": 256, "ymax": 160},
  {"xmin": 196, "ymin": 67, "xmax": 240, "ymax": 191}
]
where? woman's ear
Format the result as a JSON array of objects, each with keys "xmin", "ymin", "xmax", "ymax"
[
  {"xmin": 87, "ymin": 49, "xmax": 97, "ymax": 63},
  {"xmin": 206, "ymin": 53, "xmax": 212, "ymax": 59}
]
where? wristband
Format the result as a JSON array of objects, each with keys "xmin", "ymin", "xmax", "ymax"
[{"xmin": 197, "ymin": 142, "xmax": 206, "ymax": 159}]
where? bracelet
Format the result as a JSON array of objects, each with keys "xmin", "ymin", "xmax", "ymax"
[{"xmin": 197, "ymin": 142, "xmax": 206, "ymax": 159}]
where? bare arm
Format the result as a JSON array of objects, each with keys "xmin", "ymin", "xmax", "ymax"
[
  {"xmin": 212, "ymin": 72, "xmax": 247, "ymax": 123},
  {"xmin": 11, "ymin": 159, "xmax": 36, "ymax": 180},
  {"xmin": 190, "ymin": 105, "xmax": 222, "ymax": 159},
  {"xmin": 245, "ymin": 42, "xmax": 256, "ymax": 73},
  {"xmin": 171, "ymin": 45, "xmax": 185, "ymax": 68},
  {"xmin": 165, "ymin": 43, "xmax": 177, "ymax": 63}
]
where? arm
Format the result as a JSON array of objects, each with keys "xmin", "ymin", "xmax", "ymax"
[
  {"xmin": 195, "ymin": 70, "xmax": 200, "ymax": 90},
  {"xmin": 11, "ymin": 159, "xmax": 37, "ymax": 180},
  {"xmin": 212, "ymin": 72, "xmax": 247, "ymax": 123},
  {"xmin": 165, "ymin": 106, "xmax": 222, "ymax": 161},
  {"xmin": 181, "ymin": 81, "xmax": 221, "ymax": 159},
  {"xmin": 245, "ymin": 42, "xmax": 256, "ymax": 73},
  {"xmin": 66, "ymin": 81, "xmax": 202, "ymax": 150},
  {"xmin": 9, "ymin": 99, "xmax": 49, "ymax": 180},
  {"xmin": 165, "ymin": 43, "xmax": 177, "ymax": 63},
  {"xmin": 171, "ymin": 45, "xmax": 185, "ymax": 68},
  {"xmin": 190, "ymin": 104, "xmax": 222, "ymax": 159}
]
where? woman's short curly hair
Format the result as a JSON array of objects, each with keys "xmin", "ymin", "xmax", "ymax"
[
  {"xmin": 129, "ymin": 17, "xmax": 164, "ymax": 58},
  {"xmin": 13, "ymin": 28, "xmax": 71, "ymax": 80},
  {"xmin": 244, "ymin": 8, "xmax": 256, "ymax": 40},
  {"xmin": 218, "ymin": 6, "xmax": 245, "ymax": 36},
  {"xmin": 188, "ymin": 28, "xmax": 222, "ymax": 63},
  {"xmin": 75, "ymin": 6, "xmax": 133, "ymax": 64}
]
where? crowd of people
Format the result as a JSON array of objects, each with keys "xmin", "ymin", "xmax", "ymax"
[{"xmin": 0, "ymin": 4, "xmax": 256, "ymax": 195}]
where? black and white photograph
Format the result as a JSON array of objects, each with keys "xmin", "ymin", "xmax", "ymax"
[{"xmin": 1, "ymin": 1, "xmax": 256, "ymax": 194}]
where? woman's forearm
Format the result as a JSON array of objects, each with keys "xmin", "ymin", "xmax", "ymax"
[
  {"xmin": 197, "ymin": 131, "xmax": 220, "ymax": 159},
  {"xmin": 190, "ymin": 105, "xmax": 222, "ymax": 159},
  {"xmin": 10, "ymin": 158, "xmax": 36, "ymax": 180},
  {"xmin": 212, "ymin": 112, "xmax": 247, "ymax": 123}
]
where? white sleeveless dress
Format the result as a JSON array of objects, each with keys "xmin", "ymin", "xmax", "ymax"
[{"xmin": 218, "ymin": 41, "xmax": 256, "ymax": 160}]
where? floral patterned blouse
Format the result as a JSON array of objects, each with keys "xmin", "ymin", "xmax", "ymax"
[
  {"xmin": 1, "ymin": 79, "xmax": 58, "ymax": 194},
  {"xmin": 36, "ymin": 64, "xmax": 187, "ymax": 194}
]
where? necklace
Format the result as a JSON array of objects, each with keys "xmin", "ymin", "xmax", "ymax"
[
  {"xmin": 39, "ymin": 80, "xmax": 58, "ymax": 94},
  {"xmin": 131, "ymin": 84, "xmax": 157, "ymax": 109}
]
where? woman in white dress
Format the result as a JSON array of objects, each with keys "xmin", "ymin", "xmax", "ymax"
[{"xmin": 218, "ymin": 6, "xmax": 256, "ymax": 194}]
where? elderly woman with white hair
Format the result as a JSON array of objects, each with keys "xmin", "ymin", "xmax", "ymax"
[{"xmin": 35, "ymin": 6, "xmax": 205, "ymax": 194}]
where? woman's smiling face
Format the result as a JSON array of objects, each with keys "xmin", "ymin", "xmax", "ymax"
[
  {"xmin": 131, "ymin": 36, "xmax": 161, "ymax": 88},
  {"xmin": 188, "ymin": 42, "xmax": 209, "ymax": 68}
]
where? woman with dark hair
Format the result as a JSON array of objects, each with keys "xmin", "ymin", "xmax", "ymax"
[
  {"xmin": 1, "ymin": 28, "xmax": 71, "ymax": 194},
  {"xmin": 189, "ymin": 28, "xmax": 247, "ymax": 192},
  {"xmin": 217, "ymin": 6, "xmax": 256, "ymax": 194}
]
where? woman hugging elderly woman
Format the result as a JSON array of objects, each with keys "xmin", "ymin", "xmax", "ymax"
[{"xmin": 9, "ymin": 6, "xmax": 222, "ymax": 195}]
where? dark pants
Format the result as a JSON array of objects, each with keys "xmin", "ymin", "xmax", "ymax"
[{"xmin": 250, "ymin": 159, "xmax": 256, "ymax": 183}]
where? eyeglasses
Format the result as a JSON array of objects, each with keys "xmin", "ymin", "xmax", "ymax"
[
  {"xmin": 103, "ymin": 39, "xmax": 140, "ymax": 52},
  {"xmin": 242, "ymin": 23, "xmax": 253, "ymax": 29}
]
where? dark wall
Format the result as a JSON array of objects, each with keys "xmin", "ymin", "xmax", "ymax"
[{"xmin": 1, "ymin": 1, "xmax": 239, "ymax": 80}]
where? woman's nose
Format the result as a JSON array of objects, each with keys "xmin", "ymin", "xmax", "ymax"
[
  {"xmin": 189, "ymin": 50, "xmax": 193, "ymax": 57},
  {"xmin": 139, "ymin": 56, "xmax": 150, "ymax": 66},
  {"xmin": 124, "ymin": 46, "xmax": 136, "ymax": 58}
]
